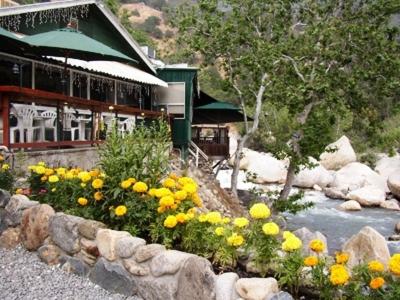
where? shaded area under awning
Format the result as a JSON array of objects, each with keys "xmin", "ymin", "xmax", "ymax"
[{"xmin": 193, "ymin": 91, "xmax": 252, "ymax": 124}]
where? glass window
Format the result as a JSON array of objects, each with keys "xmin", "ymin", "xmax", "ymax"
[
  {"xmin": 116, "ymin": 82, "xmax": 140, "ymax": 107},
  {"xmin": 155, "ymin": 82, "xmax": 185, "ymax": 118}
]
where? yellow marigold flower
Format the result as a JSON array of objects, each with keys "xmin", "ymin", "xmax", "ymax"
[
  {"xmin": 28, "ymin": 165, "xmax": 36, "ymax": 171},
  {"xmin": 35, "ymin": 166, "xmax": 46, "ymax": 175},
  {"xmin": 304, "ymin": 256, "xmax": 319, "ymax": 267},
  {"xmin": 155, "ymin": 188, "xmax": 172, "ymax": 198},
  {"xmin": 164, "ymin": 215, "xmax": 178, "ymax": 228},
  {"xmin": 283, "ymin": 231, "xmax": 295, "ymax": 240},
  {"xmin": 174, "ymin": 190, "xmax": 187, "ymax": 201},
  {"xmin": 78, "ymin": 171, "xmax": 91, "ymax": 183},
  {"xmin": 159, "ymin": 196, "xmax": 175, "ymax": 207},
  {"xmin": 51, "ymin": 188, "xmax": 56, "ymax": 192},
  {"xmin": 215, "ymin": 227, "xmax": 225, "ymax": 236},
  {"xmin": 15, "ymin": 188, "xmax": 23, "ymax": 194},
  {"xmin": 262, "ymin": 222, "xmax": 280, "ymax": 236},
  {"xmin": 169, "ymin": 173, "xmax": 179, "ymax": 180},
  {"xmin": 249, "ymin": 203, "xmax": 270, "ymax": 219},
  {"xmin": 222, "ymin": 217, "xmax": 231, "ymax": 224},
  {"xmin": 48, "ymin": 175, "xmax": 59, "ymax": 183},
  {"xmin": 65, "ymin": 171, "xmax": 75, "ymax": 180},
  {"xmin": 81, "ymin": 183, "xmax": 86, "ymax": 188},
  {"xmin": 206, "ymin": 211, "xmax": 222, "ymax": 224},
  {"xmin": 133, "ymin": 181, "xmax": 148, "ymax": 193},
  {"xmin": 56, "ymin": 168, "xmax": 66, "ymax": 176},
  {"xmin": 115, "ymin": 205, "xmax": 127, "ymax": 217},
  {"xmin": 120, "ymin": 180, "xmax": 132, "ymax": 189},
  {"xmin": 233, "ymin": 217, "xmax": 249, "ymax": 228},
  {"xmin": 37, "ymin": 161, "xmax": 46, "ymax": 167},
  {"xmin": 92, "ymin": 178, "xmax": 104, "ymax": 189},
  {"xmin": 198, "ymin": 214, "xmax": 207, "ymax": 222},
  {"xmin": 148, "ymin": 188, "xmax": 157, "ymax": 197},
  {"xmin": 41, "ymin": 176, "xmax": 48, "ymax": 182},
  {"xmin": 176, "ymin": 212, "xmax": 187, "ymax": 224},
  {"xmin": 127, "ymin": 177, "xmax": 136, "ymax": 184},
  {"xmin": 389, "ymin": 254, "xmax": 400, "ymax": 276},
  {"xmin": 89, "ymin": 169, "xmax": 100, "ymax": 177},
  {"xmin": 309, "ymin": 239, "xmax": 325, "ymax": 253},
  {"xmin": 77, "ymin": 197, "xmax": 88, "ymax": 206},
  {"xmin": 370, "ymin": 277, "xmax": 385, "ymax": 290},
  {"xmin": 178, "ymin": 176, "xmax": 196, "ymax": 186},
  {"xmin": 45, "ymin": 168, "xmax": 54, "ymax": 176},
  {"xmin": 368, "ymin": 260, "xmax": 384, "ymax": 273},
  {"xmin": 182, "ymin": 183, "xmax": 197, "ymax": 195},
  {"xmin": 171, "ymin": 204, "xmax": 178, "ymax": 210},
  {"xmin": 94, "ymin": 191, "xmax": 103, "ymax": 201},
  {"xmin": 186, "ymin": 212, "xmax": 195, "ymax": 220},
  {"xmin": 2, "ymin": 163, "xmax": 9, "ymax": 171},
  {"xmin": 163, "ymin": 178, "xmax": 176, "ymax": 189},
  {"xmin": 282, "ymin": 236, "xmax": 302, "ymax": 252},
  {"xmin": 335, "ymin": 252, "xmax": 349, "ymax": 264},
  {"xmin": 187, "ymin": 207, "xmax": 196, "ymax": 215},
  {"xmin": 157, "ymin": 206, "xmax": 166, "ymax": 214},
  {"xmin": 227, "ymin": 233, "xmax": 244, "ymax": 247},
  {"xmin": 192, "ymin": 193, "xmax": 203, "ymax": 207},
  {"xmin": 329, "ymin": 264, "xmax": 350, "ymax": 286}
]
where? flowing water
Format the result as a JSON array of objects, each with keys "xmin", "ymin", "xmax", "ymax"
[{"xmin": 217, "ymin": 169, "xmax": 400, "ymax": 254}]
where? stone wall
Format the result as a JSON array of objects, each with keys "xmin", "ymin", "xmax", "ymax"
[{"xmin": 0, "ymin": 190, "xmax": 287, "ymax": 300}]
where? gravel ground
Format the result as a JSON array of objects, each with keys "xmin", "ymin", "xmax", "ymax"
[{"xmin": 0, "ymin": 246, "xmax": 142, "ymax": 300}]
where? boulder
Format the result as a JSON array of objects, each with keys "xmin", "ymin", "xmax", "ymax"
[
  {"xmin": 319, "ymin": 136, "xmax": 357, "ymax": 170},
  {"xmin": 78, "ymin": 238, "xmax": 99, "ymax": 266},
  {"xmin": 330, "ymin": 162, "xmax": 388, "ymax": 193},
  {"xmin": 235, "ymin": 278, "xmax": 279, "ymax": 300},
  {"xmin": 78, "ymin": 220, "xmax": 107, "ymax": 240},
  {"xmin": 4, "ymin": 195, "xmax": 38, "ymax": 226},
  {"xmin": 339, "ymin": 200, "xmax": 362, "ymax": 211},
  {"xmin": 0, "ymin": 227, "xmax": 21, "ymax": 249},
  {"xmin": 20, "ymin": 204, "xmax": 55, "ymax": 250},
  {"xmin": 89, "ymin": 258, "xmax": 137, "ymax": 296},
  {"xmin": 266, "ymin": 292, "xmax": 294, "ymax": 300},
  {"xmin": 375, "ymin": 154, "xmax": 400, "ymax": 180},
  {"xmin": 123, "ymin": 257, "xmax": 149, "ymax": 276},
  {"xmin": 49, "ymin": 213, "xmax": 83, "ymax": 254},
  {"xmin": 216, "ymin": 272, "xmax": 240, "ymax": 300},
  {"xmin": 293, "ymin": 227, "xmax": 328, "ymax": 256},
  {"xmin": 294, "ymin": 157, "xmax": 333, "ymax": 188},
  {"xmin": 348, "ymin": 186, "xmax": 386, "ymax": 206},
  {"xmin": 60, "ymin": 256, "xmax": 90, "ymax": 277},
  {"xmin": 242, "ymin": 148, "xmax": 287, "ymax": 184},
  {"xmin": 96, "ymin": 229, "xmax": 131, "ymax": 261},
  {"xmin": 116, "ymin": 236, "xmax": 146, "ymax": 259},
  {"xmin": 380, "ymin": 199, "xmax": 400, "ymax": 211},
  {"xmin": 395, "ymin": 222, "xmax": 400, "ymax": 234},
  {"xmin": 0, "ymin": 189, "xmax": 11, "ymax": 207},
  {"xmin": 388, "ymin": 173, "xmax": 400, "ymax": 199},
  {"xmin": 150, "ymin": 250, "xmax": 196, "ymax": 277},
  {"xmin": 134, "ymin": 243, "xmax": 166, "ymax": 263},
  {"xmin": 324, "ymin": 187, "xmax": 347, "ymax": 200},
  {"xmin": 37, "ymin": 244, "xmax": 64, "ymax": 265},
  {"xmin": 342, "ymin": 226, "xmax": 390, "ymax": 269},
  {"xmin": 228, "ymin": 155, "xmax": 250, "ymax": 170}
]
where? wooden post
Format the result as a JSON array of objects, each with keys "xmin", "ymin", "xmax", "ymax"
[{"xmin": 1, "ymin": 93, "xmax": 10, "ymax": 148}]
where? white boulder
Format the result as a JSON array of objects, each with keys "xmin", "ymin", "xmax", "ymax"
[
  {"xmin": 380, "ymin": 199, "xmax": 400, "ymax": 211},
  {"xmin": 235, "ymin": 278, "xmax": 279, "ymax": 300},
  {"xmin": 348, "ymin": 186, "xmax": 386, "ymax": 206},
  {"xmin": 319, "ymin": 136, "xmax": 357, "ymax": 170},
  {"xmin": 375, "ymin": 154, "xmax": 400, "ymax": 180},
  {"xmin": 294, "ymin": 157, "xmax": 333, "ymax": 188},
  {"xmin": 388, "ymin": 173, "xmax": 400, "ymax": 199},
  {"xmin": 339, "ymin": 200, "xmax": 362, "ymax": 211}
]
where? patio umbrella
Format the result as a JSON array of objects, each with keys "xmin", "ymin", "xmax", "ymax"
[{"xmin": 0, "ymin": 27, "xmax": 30, "ymax": 54}]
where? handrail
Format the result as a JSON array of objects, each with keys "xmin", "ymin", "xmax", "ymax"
[{"xmin": 190, "ymin": 141, "xmax": 209, "ymax": 161}]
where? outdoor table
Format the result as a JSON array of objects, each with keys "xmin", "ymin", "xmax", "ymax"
[
  {"xmin": 33, "ymin": 116, "xmax": 53, "ymax": 142},
  {"xmin": 77, "ymin": 118, "xmax": 91, "ymax": 141}
]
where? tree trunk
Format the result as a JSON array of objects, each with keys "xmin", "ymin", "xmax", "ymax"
[
  {"xmin": 231, "ymin": 137, "xmax": 247, "ymax": 197},
  {"xmin": 279, "ymin": 158, "xmax": 296, "ymax": 201}
]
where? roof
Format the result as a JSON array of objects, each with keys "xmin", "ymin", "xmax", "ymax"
[
  {"xmin": 0, "ymin": 0, "xmax": 157, "ymax": 74},
  {"xmin": 195, "ymin": 101, "xmax": 240, "ymax": 110}
]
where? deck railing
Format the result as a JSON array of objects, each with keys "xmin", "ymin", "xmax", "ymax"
[{"xmin": 0, "ymin": 86, "xmax": 166, "ymax": 149}]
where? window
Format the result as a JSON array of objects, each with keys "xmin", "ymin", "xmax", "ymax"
[
  {"xmin": 155, "ymin": 82, "xmax": 185, "ymax": 118},
  {"xmin": 72, "ymin": 72, "xmax": 88, "ymax": 99}
]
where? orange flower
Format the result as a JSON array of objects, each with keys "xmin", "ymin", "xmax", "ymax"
[
  {"xmin": 304, "ymin": 256, "xmax": 318, "ymax": 267},
  {"xmin": 369, "ymin": 277, "xmax": 385, "ymax": 290}
]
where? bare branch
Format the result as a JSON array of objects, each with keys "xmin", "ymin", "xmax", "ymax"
[{"xmin": 282, "ymin": 54, "xmax": 306, "ymax": 82}]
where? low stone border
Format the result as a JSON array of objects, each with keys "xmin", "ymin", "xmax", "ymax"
[{"xmin": 0, "ymin": 191, "xmax": 292, "ymax": 300}]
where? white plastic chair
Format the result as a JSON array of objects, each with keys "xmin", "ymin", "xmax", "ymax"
[
  {"xmin": 40, "ymin": 111, "xmax": 57, "ymax": 141},
  {"xmin": 10, "ymin": 106, "xmax": 41, "ymax": 143},
  {"xmin": 63, "ymin": 112, "xmax": 80, "ymax": 141},
  {"xmin": 118, "ymin": 117, "xmax": 136, "ymax": 135}
]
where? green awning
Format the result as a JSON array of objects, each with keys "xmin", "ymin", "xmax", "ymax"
[
  {"xmin": 0, "ymin": 27, "xmax": 30, "ymax": 54},
  {"xmin": 195, "ymin": 101, "xmax": 240, "ymax": 110}
]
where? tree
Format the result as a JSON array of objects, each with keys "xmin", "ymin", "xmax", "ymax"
[{"xmin": 175, "ymin": 0, "xmax": 400, "ymax": 199}]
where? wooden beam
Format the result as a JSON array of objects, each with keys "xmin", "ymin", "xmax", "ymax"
[
  {"xmin": 10, "ymin": 140, "xmax": 104, "ymax": 149},
  {"xmin": 1, "ymin": 93, "xmax": 10, "ymax": 148}
]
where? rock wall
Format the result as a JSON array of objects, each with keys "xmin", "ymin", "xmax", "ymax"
[{"xmin": 0, "ymin": 192, "xmax": 282, "ymax": 300}]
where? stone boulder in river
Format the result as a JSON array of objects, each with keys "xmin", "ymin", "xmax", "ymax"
[
  {"xmin": 338, "ymin": 200, "xmax": 362, "ymax": 211},
  {"xmin": 388, "ymin": 173, "xmax": 400, "ymax": 199},
  {"xmin": 374, "ymin": 154, "xmax": 400, "ymax": 180},
  {"xmin": 293, "ymin": 227, "xmax": 328, "ymax": 256},
  {"xmin": 348, "ymin": 186, "xmax": 386, "ymax": 206},
  {"xmin": 293, "ymin": 157, "xmax": 333, "ymax": 188},
  {"xmin": 319, "ymin": 136, "xmax": 357, "ymax": 170}
]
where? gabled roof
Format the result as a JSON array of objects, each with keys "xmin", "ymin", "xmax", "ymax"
[{"xmin": 0, "ymin": 0, "xmax": 157, "ymax": 74}]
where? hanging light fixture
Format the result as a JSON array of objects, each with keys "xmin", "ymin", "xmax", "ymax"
[{"xmin": 12, "ymin": 63, "xmax": 20, "ymax": 75}]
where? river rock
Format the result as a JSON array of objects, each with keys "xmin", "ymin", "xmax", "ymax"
[
  {"xmin": 150, "ymin": 250, "xmax": 196, "ymax": 277},
  {"xmin": 229, "ymin": 155, "xmax": 250, "ymax": 170},
  {"xmin": 20, "ymin": 204, "xmax": 55, "ymax": 250},
  {"xmin": 216, "ymin": 272, "xmax": 240, "ymax": 300},
  {"xmin": 342, "ymin": 226, "xmax": 390, "ymax": 269},
  {"xmin": 80, "ymin": 238, "xmax": 99, "ymax": 257},
  {"xmin": 330, "ymin": 162, "xmax": 388, "ymax": 193},
  {"xmin": 348, "ymin": 186, "xmax": 386, "ymax": 206},
  {"xmin": 116, "ymin": 236, "xmax": 146, "ymax": 259},
  {"xmin": 123, "ymin": 257, "xmax": 149, "ymax": 276},
  {"xmin": 49, "ymin": 213, "xmax": 83, "ymax": 254},
  {"xmin": 375, "ymin": 154, "xmax": 400, "ymax": 179},
  {"xmin": 396, "ymin": 222, "xmax": 400, "ymax": 233},
  {"xmin": 0, "ymin": 208, "xmax": 8, "ymax": 234},
  {"xmin": 134, "ymin": 243, "xmax": 166, "ymax": 263},
  {"xmin": 60, "ymin": 256, "xmax": 90, "ymax": 277},
  {"xmin": 236, "ymin": 278, "xmax": 279, "ymax": 300},
  {"xmin": 0, "ymin": 189, "xmax": 11, "ymax": 207},
  {"xmin": 389, "ymin": 234, "xmax": 400, "ymax": 241},
  {"xmin": 294, "ymin": 157, "xmax": 333, "ymax": 188},
  {"xmin": 90, "ymin": 257, "xmax": 137, "ymax": 296},
  {"xmin": 96, "ymin": 229, "xmax": 131, "ymax": 261},
  {"xmin": 339, "ymin": 200, "xmax": 362, "ymax": 211},
  {"xmin": 78, "ymin": 219, "xmax": 107, "ymax": 240},
  {"xmin": 388, "ymin": 173, "xmax": 400, "ymax": 199},
  {"xmin": 293, "ymin": 227, "xmax": 328, "ymax": 256},
  {"xmin": 4, "ymin": 195, "xmax": 39, "ymax": 226},
  {"xmin": 380, "ymin": 199, "xmax": 400, "ymax": 211},
  {"xmin": 243, "ymin": 148, "xmax": 287, "ymax": 184},
  {"xmin": 0, "ymin": 227, "xmax": 21, "ymax": 249},
  {"xmin": 266, "ymin": 291, "xmax": 294, "ymax": 300},
  {"xmin": 319, "ymin": 136, "xmax": 357, "ymax": 170},
  {"xmin": 38, "ymin": 244, "xmax": 64, "ymax": 265},
  {"xmin": 324, "ymin": 187, "xmax": 347, "ymax": 200}
]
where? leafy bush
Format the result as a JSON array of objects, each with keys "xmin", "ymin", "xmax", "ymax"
[{"xmin": 0, "ymin": 155, "xmax": 13, "ymax": 191}]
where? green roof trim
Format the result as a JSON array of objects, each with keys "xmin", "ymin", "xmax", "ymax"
[{"xmin": 194, "ymin": 101, "xmax": 240, "ymax": 110}]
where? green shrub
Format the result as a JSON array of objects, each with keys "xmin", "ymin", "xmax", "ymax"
[{"xmin": 0, "ymin": 158, "xmax": 13, "ymax": 191}]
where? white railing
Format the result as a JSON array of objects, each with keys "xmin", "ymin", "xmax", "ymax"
[{"xmin": 189, "ymin": 141, "xmax": 209, "ymax": 167}]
